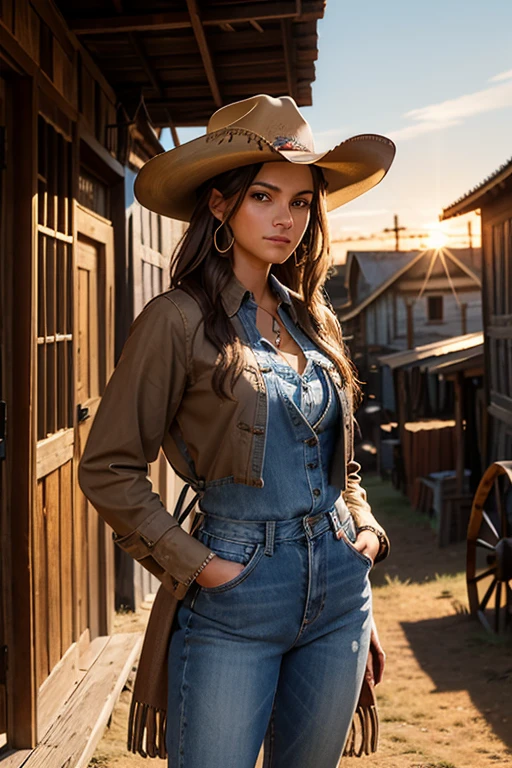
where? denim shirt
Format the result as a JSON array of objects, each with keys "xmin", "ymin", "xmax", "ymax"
[{"xmin": 199, "ymin": 281, "xmax": 341, "ymax": 520}]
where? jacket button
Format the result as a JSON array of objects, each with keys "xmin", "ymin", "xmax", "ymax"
[
  {"xmin": 305, "ymin": 436, "xmax": 318, "ymax": 447},
  {"xmin": 307, "ymin": 462, "xmax": 318, "ymax": 470},
  {"xmin": 313, "ymin": 488, "xmax": 321, "ymax": 497}
]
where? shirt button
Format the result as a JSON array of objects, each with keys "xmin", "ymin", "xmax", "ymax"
[
  {"xmin": 307, "ymin": 462, "xmax": 318, "ymax": 469},
  {"xmin": 313, "ymin": 488, "xmax": 321, "ymax": 497},
  {"xmin": 305, "ymin": 436, "xmax": 318, "ymax": 447}
]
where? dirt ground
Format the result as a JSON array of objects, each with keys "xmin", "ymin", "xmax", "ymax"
[{"xmin": 89, "ymin": 476, "xmax": 512, "ymax": 768}]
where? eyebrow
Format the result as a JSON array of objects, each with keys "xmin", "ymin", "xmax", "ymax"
[{"xmin": 250, "ymin": 181, "xmax": 314, "ymax": 196}]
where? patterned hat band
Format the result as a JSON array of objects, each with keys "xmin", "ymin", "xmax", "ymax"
[{"xmin": 272, "ymin": 136, "xmax": 312, "ymax": 152}]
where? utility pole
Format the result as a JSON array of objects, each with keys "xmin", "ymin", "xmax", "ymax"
[{"xmin": 384, "ymin": 214, "xmax": 406, "ymax": 252}]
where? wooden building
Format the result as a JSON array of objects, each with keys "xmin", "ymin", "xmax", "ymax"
[
  {"xmin": 328, "ymin": 248, "xmax": 482, "ymax": 393},
  {"xmin": 0, "ymin": 0, "xmax": 325, "ymax": 762},
  {"xmin": 441, "ymin": 158, "xmax": 512, "ymax": 464}
]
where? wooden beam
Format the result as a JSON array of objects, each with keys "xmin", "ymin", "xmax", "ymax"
[
  {"xmin": 185, "ymin": 0, "xmax": 222, "ymax": 107},
  {"xmin": 67, "ymin": 2, "xmax": 323, "ymax": 35},
  {"xmin": 281, "ymin": 18, "xmax": 296, "ymax": 97}
]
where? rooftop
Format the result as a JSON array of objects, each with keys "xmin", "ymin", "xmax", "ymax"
[{"xmin": 441, "ymin": 156, "xmax": 512, "ymax": 219}]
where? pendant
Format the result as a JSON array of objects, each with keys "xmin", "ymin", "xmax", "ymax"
[{"xmin": 272, "ymin": 318, "xmax": 281, "ymax": 348}]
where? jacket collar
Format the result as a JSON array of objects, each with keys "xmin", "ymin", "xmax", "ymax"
[{"xmin": 221, "ymin": 271, "xmax": 296, "ymax": 321}]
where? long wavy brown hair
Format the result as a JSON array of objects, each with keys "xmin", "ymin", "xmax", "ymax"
[{"xmin": 169, "ymin": 162, "xmax": 360, "ymax": 403}]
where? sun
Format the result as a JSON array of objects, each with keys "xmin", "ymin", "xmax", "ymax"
[{"xmin": 426, "ymin": 229, "xmax": 448, "ymax": 250}]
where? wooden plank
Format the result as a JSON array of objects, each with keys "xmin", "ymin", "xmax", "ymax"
[
  {"xmin": 33, "ymin": 481, "xmax": 49, "ymax": 688},
  {"xmin": 59, "ymin": 461, "xmax": 74, "ymax": 653},
  {"xmin": 186, "ymin": 0, "xmax": 222, "ymax": 107},
  {"xmin": 21, "ymin": 633, "xmax": 142, "ymax": 768},
  {"xmin": 37, "ymin": 638, "xmax": 80, "ymax": 741},
  {"xmin": 45, "ymin": 469, "xmax": 61, "ymax": 671},
  {"xmin": 69, "ymin": 2, "xmax": 324, "ymax": 34}
]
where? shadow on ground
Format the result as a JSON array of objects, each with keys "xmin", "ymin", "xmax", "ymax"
[{"xmin": 401, "ymin": 612, "xmax": 512, "ymax": 752}]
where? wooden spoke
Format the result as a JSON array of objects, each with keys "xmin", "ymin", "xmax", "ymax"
[
  {"xmin": 476, "ymin": 538, "xmax": 496, "ymax": 552},
  {"xmin": 482, "ymin": 510, "xmax": 500, "ymax": 540},
  {"xmin": 467, "ymin": 566, "xmax": 497, "ymax": 584},
  {"xmin": 480, "ymin": 577, "xmax": 497, "ymax": 612}
]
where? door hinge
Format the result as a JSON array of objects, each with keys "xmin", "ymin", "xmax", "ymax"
[{"xmin": 0, "ymin": 646, "xmax": 8, "ymax": 685}]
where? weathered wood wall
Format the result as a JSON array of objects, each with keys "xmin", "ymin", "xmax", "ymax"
[{"xmin": 481, "ymin": 192, "xmax": 512, "ymax": 463}]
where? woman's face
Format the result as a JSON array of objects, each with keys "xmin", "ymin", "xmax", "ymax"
[{"xmin": 211, "ymin": 162, "xmax": 314, "ymax": 270}]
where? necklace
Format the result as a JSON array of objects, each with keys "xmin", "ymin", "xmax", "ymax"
[{"xmin": 255, "ymin": 304, "xmax": 282, "ymax": 348}]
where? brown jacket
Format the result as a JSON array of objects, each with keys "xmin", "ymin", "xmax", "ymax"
[
  {"xmin": 79, "ymin": 272, "xmax": 389, "ymax": 600},
  {"xmin": 78, "ymin": 272, "xmax": 388, "ymax": 759}
]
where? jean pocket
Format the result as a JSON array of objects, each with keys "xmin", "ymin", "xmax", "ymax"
[
  {"xmin": 340, "ymin": 516, "xmax": 373, "ymax": 569},
  {"xmin": 196, "ymin": 531, "xmax": 264, "ymax": 594}
]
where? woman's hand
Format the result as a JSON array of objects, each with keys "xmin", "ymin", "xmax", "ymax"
[
  {"xmin": 336, "ymin": 527, "xmax": 380, "ymax": 564},
  {"xmin": 195, "ymin": 555, "xmax": 244, "ymax": 588},
  {"xmin": 369, "ymin": 618, "xmax": 386, "ymax": 684}
]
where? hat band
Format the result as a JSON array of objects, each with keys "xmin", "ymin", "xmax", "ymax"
[{"xmin": 272, "ymin": 136, "xmax": 312, "ymax": 152}]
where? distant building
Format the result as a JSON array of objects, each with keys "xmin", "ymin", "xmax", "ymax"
[{"xmin": 325, "ymin": 248, "xmax": 482, "ymax": 391}]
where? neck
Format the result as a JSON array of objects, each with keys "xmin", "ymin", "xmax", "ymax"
[{"xmin": 231, "ymin": 255, "xmax": 275, "ymax": 306}]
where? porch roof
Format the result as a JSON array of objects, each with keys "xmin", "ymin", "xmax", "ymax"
[{"xmin": 54, "ymin": 1, "xmax": 325, "ymax": 130}]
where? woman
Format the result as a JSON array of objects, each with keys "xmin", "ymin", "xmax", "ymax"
[{"xmin": 79, "ymin": 94, "xmax": 395, "ymax": 768}]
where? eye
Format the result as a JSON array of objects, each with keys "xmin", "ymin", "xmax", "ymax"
[
  {"xmin": 251, "ymin": 192, "xmax": 270, "ymax": 202},
  {"xmin": 292, "ymin": 199, "xmax": 312, "ymax": 209}
]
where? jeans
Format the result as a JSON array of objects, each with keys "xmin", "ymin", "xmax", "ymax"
[{"xmin": 167, "ymin": 504, "xmax": 373, "ymax": 768}]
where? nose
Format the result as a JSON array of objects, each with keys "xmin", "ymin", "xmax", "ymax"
[{"xmin": 273, "ymin": 203, "xmax": 293, "ymax": 230}]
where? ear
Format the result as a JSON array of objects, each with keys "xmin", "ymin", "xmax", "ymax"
[{"xmin": 208, "ymin": 188, "xmax": 227, "ymax": 222}]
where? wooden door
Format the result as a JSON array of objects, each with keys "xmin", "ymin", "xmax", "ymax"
[{"xmin": 75, "ymin": 205, "xmax": 115, "ymax": 642}]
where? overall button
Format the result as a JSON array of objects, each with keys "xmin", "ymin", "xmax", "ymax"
[
  {"xmin": 313, "ymin": 488, "xmax": 321, "ymax": 497},
  {"xmin": 307, "ymin": 462, "xmax": 318, "ymax": 470},
  {"xmin": 305, "ymin": 436, "xmax": 318, "ymax": 447}
]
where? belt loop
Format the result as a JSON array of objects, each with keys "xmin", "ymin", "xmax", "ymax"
[{"xmin": 264, "ymin": 521, "xmax": 276, "ymax": 556}]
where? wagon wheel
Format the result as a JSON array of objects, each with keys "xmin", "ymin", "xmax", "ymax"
[{"xmin": 467, "ymin": 461, "xmax": 512, "ymax": 634}]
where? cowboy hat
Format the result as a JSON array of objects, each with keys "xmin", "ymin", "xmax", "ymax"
[{"xmin": 134, "ymin": 94, "xmax": 396, "ymax": 222}]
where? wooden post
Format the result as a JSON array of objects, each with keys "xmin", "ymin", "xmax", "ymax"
[
  {"xmin": 406, "ymin": 300, "xmax": 414, "ymax": 348},
  {"xmin": 454, "ymin": 372, "xmax": 465, "ymax": 496},
  {"xmin": 10, "ymin": 74, "xmax": 38, "ymax": 748},
  {"xmin": 461, "ymin": 302, "xmax": 467, "ymax": 335}
]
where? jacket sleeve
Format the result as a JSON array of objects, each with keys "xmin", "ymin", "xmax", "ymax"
[
  {"xmin": 342, "ymin": 414, "xmax": 391, "ymax": 563},
  {"xmin": 78, "ymin": 294, "xmax": 215, "ymax": 599}
]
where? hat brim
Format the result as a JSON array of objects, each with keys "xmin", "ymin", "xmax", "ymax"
[{"xmin": 134, "ymin": 127, "xmax": 396, "ymax": 222}]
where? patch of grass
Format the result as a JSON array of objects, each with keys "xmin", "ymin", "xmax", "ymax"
[{"xmin": 383, "ymin": 573, "xmax": 412, "ymax": 587}]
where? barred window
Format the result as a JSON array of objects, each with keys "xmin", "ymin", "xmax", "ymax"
[{"xmin": 37, "ymin": 115, "xmax": 73, "ymax": 440}]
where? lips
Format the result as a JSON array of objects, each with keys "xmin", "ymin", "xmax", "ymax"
[{"xmin": 265, "ymin": 236, "xmax": 291, "ymax": 243}]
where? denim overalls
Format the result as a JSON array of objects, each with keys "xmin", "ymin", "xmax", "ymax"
[{"xmin": 167, "ymin": 285, "xmax": 373, "ymax": 768}]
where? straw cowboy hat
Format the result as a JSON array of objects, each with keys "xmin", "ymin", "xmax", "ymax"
[{"xmin": 134, "ymin": 94, "xmax": 396, "ymax": 222}]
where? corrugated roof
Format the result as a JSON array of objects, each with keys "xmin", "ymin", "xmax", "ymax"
[
  {"xmin": 348, "ymin": 250, "xmax": 418, "ymax": 301},
  {"xmin": 441, "ymin": 157, "xmax": 512, "ymax": 220},
  {"xmin": 378, "ymin": 332, "xmax": 483, "ymax": 370}
]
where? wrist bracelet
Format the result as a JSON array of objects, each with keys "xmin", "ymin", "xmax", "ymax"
[{"xmin": 355, "ymin": 525, "xmax": 388, "ymax": 557}]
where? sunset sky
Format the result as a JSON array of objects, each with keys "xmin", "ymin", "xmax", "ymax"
[{"xmin": 162, "ymin": 0, "xmax": 512, "ymax": 262}]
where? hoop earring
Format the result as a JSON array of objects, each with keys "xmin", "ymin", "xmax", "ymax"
[{"xmin": 214, "ymin": 221, "xmax": 235, "ymax": 253}]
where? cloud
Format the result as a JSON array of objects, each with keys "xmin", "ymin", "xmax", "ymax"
[
  {"xmin": 388, "ymin": 78, "xmax": 512, "ymax": 141},
  {"xmin": 489, "ymin": 69, "xmax": 512, "ymax": 83}
]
